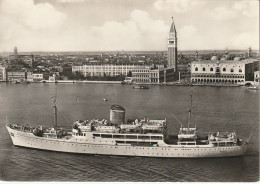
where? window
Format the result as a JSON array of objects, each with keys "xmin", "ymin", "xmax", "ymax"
[
  {"xmin": 219, "ymin": 143, "xmax": 225, "ymax": 147},
  {"xmin": 125, "ymin": 135, "xmax": 137, "ymax": 139},
  {"xmin": 188, "ymin": 143, "xmax": 195, "ymax": 145},
  {"xmin": 138, "ymin": 136, "xmax": 150, "ymax": 139},
  {"xmin": 210, "ymin": 68, "xmax": 213, "ymax": 72},
  {"xmin": 101, "ymin": 134, "xmax": 112, "ymax": 138},
  {"xmin": 203, "ymin": 67, "xmax": 206, "ymax": 71},
  {"xmin": 151, "ymin": 136, "xmax": 163, "ymax": 140},
  {"xmin": 223, "ymin": 68, "xmax": 226, "ymax": 72},
  {"xmin": 116, "ymin": 141, "xmax": 125, "ymax": 144},
  {"xmin": 239, "ymin": 69, "xmax": 242, "ymax": 73},
  {"xmin": 113, "ymin": 134, "xmax": 125, "ymax": 139},
  {"xmin": 195, "ymin": 67, "xmax": 198, "ymax": 71},
  {"xmin": 231, "ymin": 68, "xmax": 234, "ymax": 72}
]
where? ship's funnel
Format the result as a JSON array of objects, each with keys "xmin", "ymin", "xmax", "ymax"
[{"xmin": 110, "ymin": 104, "xmax": 125, "ymax": 125}]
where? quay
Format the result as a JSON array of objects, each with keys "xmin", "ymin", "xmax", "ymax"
[
  {"xmin": 4, "ymin": 80, "xmax": 251, "ymax": 87},
  {"xmin": 41, "ymin": 80, "xmax": 122, "ymax": 84}
]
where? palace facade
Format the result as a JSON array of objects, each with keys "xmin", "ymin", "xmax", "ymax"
[{"xmin": 191, "ymin": 57, "xmax": 259, "ymax": 84}]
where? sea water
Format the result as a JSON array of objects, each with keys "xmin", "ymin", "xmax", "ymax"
[{"xmin": 0, "ymin": 83, "xmax": 258, "ymax": 181}]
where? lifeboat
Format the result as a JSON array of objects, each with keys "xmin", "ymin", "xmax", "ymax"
[
  {"xmin": 178, "ymin": 133, "xmax": 197, "ymax": 139},
  {"xmin": 178, "ymin": 126, "xmax": 197, "ymax": 139}
]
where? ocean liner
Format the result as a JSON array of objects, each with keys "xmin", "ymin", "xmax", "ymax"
[{"xmin": 6, "ymin": 96, "xmax": 249, "ymax": 158}]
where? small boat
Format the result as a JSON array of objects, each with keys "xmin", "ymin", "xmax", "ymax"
[
  {"xmin": 133, "ymin": 85, "xmax": 149, "ymax": 89},
  {"xmin": 248, "ymin": 85, "xmax": 259, "ymax": 90},
  {"xmin": 103, "ymin": 98, "xmax": 108, "ymax": 101}
]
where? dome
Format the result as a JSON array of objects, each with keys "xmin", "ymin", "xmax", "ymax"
[
  {"xmin": 111, "ymin": 104, "xmax": 125, "ymax": 111},
  {"xmin": 234, "ymin": 57, "xmax": 241, "ymax": 61},
  {"xmin": 211, "ymin": 56, "xmax": 218, "ymax": 60}
]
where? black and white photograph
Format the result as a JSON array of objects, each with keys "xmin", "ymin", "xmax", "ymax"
[{"xmin": 0, "ymin": 0, "xmax": 259, "ymax": 182}]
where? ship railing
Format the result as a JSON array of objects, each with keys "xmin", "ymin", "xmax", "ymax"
[
  {"xmin": 92, "ymin": 133, "xmax": 163, "ymax": 140},
  {"xmin": 177, "ymin": 141, "xmax": 197, "ymax": 145},
  {"xmin": 8, "ymin": 124, "xmax": 35, "ymax": 133},
  {"xmin": 142, "ymin": 126, "xmax": 163, "ymax": 130},
  {"xmin": 120, "ymin": 124, "xmax": 139, "ymax": 128},
  {"xmin": 178, "ymin": 130, "xmax": 197, "ymax": 135},
  {"xmin": 210, "ymin": 141, "xmax": 236, "ymax": 147}
]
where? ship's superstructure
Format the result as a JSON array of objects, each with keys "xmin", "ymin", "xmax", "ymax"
[{"xmin": 6, "ymin": 97, "xmax": 249, "ymax": 158}]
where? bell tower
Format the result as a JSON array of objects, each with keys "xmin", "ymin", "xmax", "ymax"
[{"xmin": 168, "ymin": 17, "xmax": 178, "ymax": 71}]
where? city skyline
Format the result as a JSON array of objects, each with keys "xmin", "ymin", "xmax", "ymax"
[{"xmin": 0, "ymin": 0, "xmax": 259, "ymax": 52}]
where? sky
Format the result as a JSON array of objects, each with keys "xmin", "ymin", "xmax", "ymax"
[{"xmin": 0, "ymin": 0, "xmax": 259, "ymax": 52}]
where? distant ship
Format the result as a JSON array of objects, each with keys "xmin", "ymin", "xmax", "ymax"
[
  {"xmin": 247, "ymin": 85, "xmax": 259, "ymax": 90},
  {"xmin": 6, "ymin": 96, "xmax": 250, "ymax": 158},
  {"xmin": 133, "ymin": 85, "xmax": 150, "ymax": 89}
]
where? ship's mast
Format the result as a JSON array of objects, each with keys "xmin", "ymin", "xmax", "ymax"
[
  {"xmin": 188, "ymin": 94, "xmax": 192, "ymax": 130},
  {"xmin": 52, "ymin": 96, "xmax": 58, "ymax": 128}
]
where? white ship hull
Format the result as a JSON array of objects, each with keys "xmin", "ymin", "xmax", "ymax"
[{"xmin": 7, "ymin": 126, "xmax": 247, "ymax": 158}]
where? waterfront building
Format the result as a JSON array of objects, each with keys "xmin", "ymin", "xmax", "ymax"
[
  {"xmin": 0, "ymin": 66, "xmax": 6, "ymax": 81},
  {"xmin": 132, "ymin": 66, "xmax": 163, "ymax": 83},
  {"xmin": 32, "ymin": 74, "xmax": 44, "ymax": 82},
  {"xmin": 26, "ymin": 72, "xmax": 33, "ymax": 82},
  {"xmin": 132, "ymin": 65, "xmax": 174, "ymax": 83},
  {"xmin": 7, "ymin": 71, "xmax": 26, "ymax": 83},
  {"xmin": 245, "ymin": 59, "xmax": 259, "ymax": 81},
  {"xmin": 178, "ymin": 64, "xmax": 189, "ymax": 78},
  {"xmin": 72, "ymin": 65, "xmax": 137, "ymax": 77},
  {"xmin": 190, "ymin": 56, "xmax": 259, "ymax": 84},
  {"xmin": 168, "ymin": 18, "xmax": 178, "ymax": 71},
  {"xmin": 254, "ymin": 71, "xmax": 260, "ymax": 83}
]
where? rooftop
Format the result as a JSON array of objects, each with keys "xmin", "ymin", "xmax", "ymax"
[{"xmin": 192, "ymin": 58, "xmax": 259, "ymax": 65}]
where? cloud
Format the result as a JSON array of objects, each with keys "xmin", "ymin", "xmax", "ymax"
[
  {"xmin": 56, "ymin": 0, "xmax": 86, "ymax": 3},
  {"xmin": 0, "ymin": 0, "xmax": 66, "ymax": 50},
  {"xmin": 211, "ymin": 0, "xmax": 259, "ymax": 20},
  {"xmin": 232, "ymin": 0, "xmax": 259, "ymax": 18},
  {"xmin": 179, "ymin": 25, "xmax": 197, "ymax": 38},
  {"xmin": 154, "ymin": 0, "xmax": 207, "ymax": 13},
  {"xmin": 0, "ymin": 0, "xmax": 258, "ymax": 51},
  {"xmin": 178, "ymin": 25, "xmax": 198, "ymax": 49},
  {"xmin": 91, "ymin": 9, "xmax": 169, "ymax": 50},
  {"xmin": 0, "ymin": 0, "xmax": 66, "ymax": 29},
  {"xmin": 211, "ymin": 6, "xmax": 237, "ymax": 20},
  {"xmin": 231, "ymin": 32, "xmax": 259, "ymax": 49}
]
